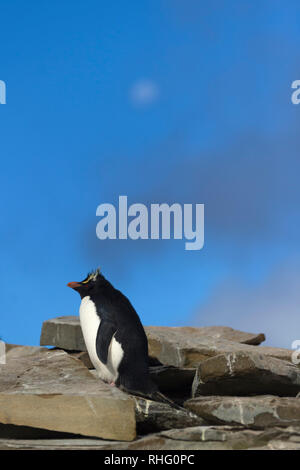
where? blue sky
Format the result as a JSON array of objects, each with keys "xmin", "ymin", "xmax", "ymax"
[{"xmin": 1, "ymin": 0, "xmax": 300, "ymax": 348}]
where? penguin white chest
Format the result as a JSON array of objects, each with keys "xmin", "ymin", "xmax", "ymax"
[{"xmin": 79, "ymin": 296, "xmax": 123, "ymax": 383}]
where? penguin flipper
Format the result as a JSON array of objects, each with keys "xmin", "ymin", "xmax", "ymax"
[{"xmin": 96, "ymin": 320, "xmax": 117, "ymax": 364}]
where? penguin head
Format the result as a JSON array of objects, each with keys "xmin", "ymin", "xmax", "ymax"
[{"xmin": 67, "ymin": 268, "xmax": 102, "ymax": 297}]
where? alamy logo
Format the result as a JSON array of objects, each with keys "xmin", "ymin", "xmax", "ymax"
[
  {"xmin": 96, "ymin": 196, "xmax": 204, "ymax": 251},
  {"xmin": 291, "ymin": 80, "xmax": 300, "ymax": 105},
  {"xmin": 291, "ymin": 340, "xmax": 300, "ymax": 365},
  {"xmin": 0, "ymin": 80, "xmax": 6, "ymax": 104},
  {"xmin": 0, "ymin": 340, "xmax": 5, "ymax": 364}
]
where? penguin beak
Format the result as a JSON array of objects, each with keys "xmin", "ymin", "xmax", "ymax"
[{"xmin": 67, "ymin": 282, "xmax": 81, "ymax": 290}]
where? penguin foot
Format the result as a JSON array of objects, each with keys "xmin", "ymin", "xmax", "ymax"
[{"xmin": 109, "ymin": 382, "xmax": 116, "ymax": 387}]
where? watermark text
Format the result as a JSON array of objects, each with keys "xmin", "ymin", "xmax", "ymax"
[
  {"xmin": 291, "ymin": 80, "xmax": 300, "ymax": 104},
  {"xmin": 291, "ymin": 340, "xmax": 300, "ymax": 364},
  {"xmin": 0, "ymin": 341, "xmax": 5, "ymax": 364},
  {"xmin": 0, "ymin": 80, "xmax": 6, "ymax": 104},
  {"xmin": 96, "ymin": 196, "xmax": 204, "ymax": 251}
]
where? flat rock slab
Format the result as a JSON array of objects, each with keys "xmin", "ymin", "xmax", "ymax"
[
  {"xmin": 40, "ymin": 317, "xmax": 281, "ymax": 368},
  {"xmin": 156, "ymin": 425, "xmax": 282, "ymax": 450},
  {"xmin": 247, "ymin": 425, "xmax": 300, "ymax": 450},
  {"xmin": 132, "ymin": 396, "xmax": 205, "ymax": 434},
  {"xmin": 0, "ymin": 426, "xmax": 271, "ymax": 450},
  {"xmin": 40, "ymin": 316, "xmax": 86, "ymax": 351},
  {"xmin": 145, "ymin": 327, "xmax": 292, "ymax": 367},
  {"xmin": 40, "ymin": 317, "xmax": 292, "ymax": 368},
  {"xmin": 0, "ymin": 346, "xmax": 135, "ymax": 441},
  {"xmin": 185, "ymin": 395, "xmax": 300, "ymax": 429},
  {"xmin": 88, "ymin": 369, "xmax": 202, "ymax": 432},
  {"xmin": 192, "ymin": 351, "xmax": 300, "ymax": 397},
  {"xmin": 0, "ymin": 438, "xmax": 125, "ymax": 450},
  {"xmin": 2, "ymin": 424, "xmax": 300, "ymax": 450},
  {"xmin": 145, "ymin": 326, "xmax": 266, "ymax": 346},
  {"xmin": 68, "ymin": 351, "xmax": 94, "ymax": 369}
]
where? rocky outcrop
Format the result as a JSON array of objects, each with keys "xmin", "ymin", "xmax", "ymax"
[
  {"xmin": 0, "ymin": 316, "xmax": 299, "ymax": 450},
  {"xmin": 145, "ymin": 326, "xmax": 293, "ymax": 367},
  {"xmin": 145, "ymin": 326, "xmax": 266, "ymax": 368},
  {"xmin": 40, "ymin": 316, "xmax": 293, "ymax": 366},
  {"xmin": 40, "ymin": 316, "xmax": 86, "ymax": 351},
  {"xmin": 185, "ymin": 396, "xmax": 300, "ymax": 428},
  {"xmin": 0, "ymin": 346, "xmax": 136, "ymax": 441},
  {"xmin": 133, "ymin": 396, "xmax": 205, "ymax": 433},
  {"xmin": 2, "ymin": 425, "xmax": 300, "ymax": 450},
  {"xmin": 192, "ymin": 351, "xmax": 300, "ymax": 397}
]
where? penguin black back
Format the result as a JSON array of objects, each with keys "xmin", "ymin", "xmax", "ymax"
[{"xmin": 94, "ymin": 275, "xmax": 156, "ymax": 395}]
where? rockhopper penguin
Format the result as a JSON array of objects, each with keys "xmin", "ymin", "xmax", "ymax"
[{"xmin": 67, "ymin": 268, "xmax": 181, "ymax": 408}]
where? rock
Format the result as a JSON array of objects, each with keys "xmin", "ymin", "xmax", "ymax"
[
  {"xmin": 185, "ymin": 395, "xmax": 300, "ymax": 429},
  {"xmin": 2, "ymin": 425, "xmax": 299, "ymax": 450},
  {"xmin": 9, "ymin": 316, "xmax": 300, "ymax": 450},
  {"xmin": 68, "ymin": 351, "xmax": 94, "ymax": 369},
  {"xmin": 168, "ymin": 326, "xmax": 265, "ymax": 345},
  {"xmin": 145, "ymin": 326, "xmax": 293, "ymax": 367},
  {"xmin": 5, "ymin": 343, "xmax": 46, "ymax": 355},
  {"xmin": 0, "ymin": 346, "xmax": 135, "ymax": 441},
  {"xmin": 39, "ymin": 317, "xmax": 273, "ymax": 363},
  {"xmin": 132, "ymin": 396, "xmax": 205, "ymax": 434},
  {"xmin": 247, "ymin": 426, "xmax": 300, "ymax": 450},
  {"xmin": 155, "ymin": 425, "xmax": 280, "ymax": 450},
  {"xmin": 40, "ymin": 316, "xmax": 293, "ymax": 367},
  {"xmin": 88, "ymin": 368, "xmax": 202, "ymax": 432},
  {"xmin": 0, "ymin": 423, "xmax": 80, "ymax": 439},
  {"xmin": 192, "ymin": 351, "xmax": 300, "ymax": 397},
  {"xmin": 149, "ymin": 365, "xmax": 195, "ymax": 397},
  {"xmin": 255, "ymin": 346, "xmax": 294, "ymax": 362},
  {"xmin": 249, "ymin": 442, "xmax": 300, "ymax": 450},
  {"xmin": 113, "ymin": 425, "xmax": 295, "ymax": 450},
  {"xmin": 0, "ymin": 437, "xmax": 129, "ymax": 450},
  {"xmin": 40, "ymin": 316, "xmax": 86, "ymax": 351},
  {"xmin": 121, "ymin": 432, "xmax": 230, "ymax": 450}
]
